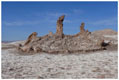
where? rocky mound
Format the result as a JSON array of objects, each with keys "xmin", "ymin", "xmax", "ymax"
[
  {"xmin": 92, "ymin": 29, "xmax": 117, "ymax": 36},
  {"xmin": 17, "ymin": 15, "xmax": 112, "ymax": 53}
]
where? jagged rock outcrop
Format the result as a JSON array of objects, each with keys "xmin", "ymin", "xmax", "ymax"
[
  {"xmin": 17, "ymin": 32, "xmax": 41, "ymax": 52},
  {"xmin": 24, "ymin": 32, "xmax": 38, "ymax": 46},
  {"xmin": 17, "ymin": 15, "xmax": 111, "ymax": 53}
]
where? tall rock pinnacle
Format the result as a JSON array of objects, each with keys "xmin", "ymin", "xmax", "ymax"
[{"xmin": 56, "ymin": 15, "xmax": 65, "ymax": 37}]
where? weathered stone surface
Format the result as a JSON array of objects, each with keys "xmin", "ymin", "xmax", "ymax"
[{"xmin": 56, "ymin": 15, "xmax": 65, "ymax": 38}]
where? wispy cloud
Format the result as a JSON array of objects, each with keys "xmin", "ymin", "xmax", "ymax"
[
  {"xmin": 3, "ymin": 8, "xmax": 83, "ymax": 27},
  {"xmin": 45, "ymin": 8, "xmax": 83, "ymax": 17},
  {"xmin": 30, "ymin": 8, "xmax": 83, "ymax": 24},
  {"xmin": 44, "ymin": 12, "xmax": 72, "ymax": 24},
  {"xmin": 87, "ymin": 17, "xmax": 117, "ymax": 26},
  {"xmin": 3, "ymin": 21, "xmax": 41, "ymax": 26},
  {"xmin": 72, "ymin": 8, "xmax": 83, "ymax": 14},
  {"xmin": 64, "ymin": 20, "xmax": 72, "ymax": 23},
  {"xmin": 46, "ymin": 12, "xmax": 68, "ymax": 18}
]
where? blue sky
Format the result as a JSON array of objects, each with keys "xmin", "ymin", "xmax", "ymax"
[{"xmin": 2, "ymin": 2, "xmax": 118, "ymax": 41}]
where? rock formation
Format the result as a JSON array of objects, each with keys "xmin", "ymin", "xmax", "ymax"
[
  {"xmin": 48, "ymin": 31, "xmax": 53, "ymax": 37},
  {"xmin": 17, "ymin": 15, "xmax": 111, "ymax": 53},
  {"xmin": 72, "ymin": 22, "xmax": 90, "ymax": 37},
  {"xmin": 24, "ymin": 32, "xmax": 38, "ymax": 46},
  {"xmin": 80, "ymin": 22, "xmax": 85, "ymax": 33},
  {"xmin": 17, "ymin": 32, "xmax": 40, "ymax": 52},
  {"xmin": 56, "ymin": 15, "xmax": 65, "ymax": 38}
]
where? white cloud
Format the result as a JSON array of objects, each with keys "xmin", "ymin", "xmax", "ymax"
[
  {"xmin": 3, "ymin": 21, "xmax": 23, "ymax": 26},
  {"xmin": 47, "ymin": 12, "xmax": 67, "ymax": 17},
  {"xmin": 44, "ymin": 12, "xmax": 72, "ymax": 23},
  {"xmin": 3, "ymin": 8, "xmax": 83, "ymax": 27},
  {"xmin": 87, "ymin": 17, "xmax": 117, "ymax": 26},
  {"xmin": 72, "ymin": 8, "xmax": 83, "ymax": 14},
  {"xmin": 3, "ymin": 21, "xmax": 41, "ymax": 26},
  {"xmin": 64, "ymin": 20, "xmax": 72, "ymax": 23}
]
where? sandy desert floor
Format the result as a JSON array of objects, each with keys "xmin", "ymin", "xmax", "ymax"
[{"xmin": 1, "ymin": 34, "xmax": 118, "ymax": 79}]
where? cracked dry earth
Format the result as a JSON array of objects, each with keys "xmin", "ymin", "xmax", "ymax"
[{"xmin": 2, "ymin": 45, "xmax": 118, "ymax": 79}]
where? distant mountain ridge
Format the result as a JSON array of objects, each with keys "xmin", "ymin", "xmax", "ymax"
[
  {"xmin": 92, "ymin": 29, "xmax": 117, "ymax": 35},
  {"xmin": 2, "ymin": 41, "xmax": 14, "ymax": 43}
]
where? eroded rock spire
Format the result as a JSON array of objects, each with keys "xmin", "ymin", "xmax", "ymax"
[
  {"xmin": 56, "ymin": 15, "xmax": 65, "ymax": 38},
  {"xmin": 80, "ymin": 22, "xmax": 85, "ymax": 33}
]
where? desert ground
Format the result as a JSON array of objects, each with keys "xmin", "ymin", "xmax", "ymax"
[{"xmin": 2, "ymin": 30, "xmax": 118, "ymax": 79}]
